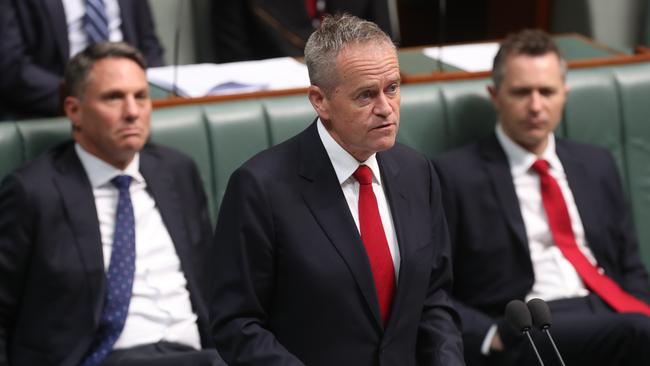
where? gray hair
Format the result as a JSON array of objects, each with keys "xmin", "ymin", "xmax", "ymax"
[
  {"xmin": 63, "ymin": 41, "xmax": 147, "ymax": 98},
  {"xmin": 304, "ymin": 13, "xmax": 395, "ymax": 96},
  {"xmin": 492, "ymin": 29, "xmax": 567, "ymax": 89}
]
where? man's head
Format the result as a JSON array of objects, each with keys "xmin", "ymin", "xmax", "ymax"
[
  {"xmin": 305, "ymin": 14, "xmax": 400, "ymax": 162},
  {"xmin": 63, "ymin": 42, "xmax": 151, "ymax": 170},
  {"xmin": 489, "ymin": 29, "xmax": 569, "ymax": 156}
]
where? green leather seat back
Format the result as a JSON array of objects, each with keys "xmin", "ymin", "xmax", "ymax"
[
  {"xmin": 264, "ymin": 95, "xmax": 315, "ymax": 146},
  {"xmin": 0, "ymin": 123, "xmax": 23, "ymax": 180},
  {"xmin": 615, "ymin": 62, "xmax": 650, "ymax": 265},
  {"xmin": 563, "ymin": 69, "xmax": 625, "ymax": 179},
  {"xmin": 204, "ymin": 100, "xmax": 269, "ymax": 209},
  {"xmin": 398, "ymin": 83, "xmax": 446, "ymax": 158},
  {"xmin": 16, "ymin": 117, "xmax": 72, "ymax": 161},
  {"xmin": 440, "ymin": 78, "xmax": 496, "ymax": 150},
  {"xmin": 150, "ymin": 105, "xmax": 215, "ymax": 219}
]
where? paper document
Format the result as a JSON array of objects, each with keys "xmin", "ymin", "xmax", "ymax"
[
  {"xmin": 423, "ymin": 42, "xmax": 500, "ymax": 72},
  {"xmin": 147, "ymin": 57, "xmax": 311, "ymax": 97}
]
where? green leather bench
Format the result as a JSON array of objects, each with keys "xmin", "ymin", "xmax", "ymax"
[{"xmin": 2, "ymin": 61, "xmax": 650, "ymax": 270}]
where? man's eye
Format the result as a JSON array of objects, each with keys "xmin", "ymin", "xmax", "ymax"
[{"xmin": 358, "ymin": 91, "xmax": 371, "ymax": 100}]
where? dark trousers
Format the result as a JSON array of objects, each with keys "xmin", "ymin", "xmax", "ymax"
[
  {"xmin": 101, "ymin": 342, "xmax": 226, "ymax": 366},
  {"xmin": 488, "ymin": 294, "xmax": 650, "ymax": 366}
]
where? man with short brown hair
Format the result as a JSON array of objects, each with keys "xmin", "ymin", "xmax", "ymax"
[{"xmin": 434, "ymin": 29, "xmax": 650, "ymax": 366}]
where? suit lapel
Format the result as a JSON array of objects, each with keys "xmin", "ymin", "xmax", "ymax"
[
  {"xmin": 299, "ymin": 123, "xmax": 384, "ymax": 329},
  {"xmin": 556, "ymin": 141, "xmax": 601, "ymax": 254},
  {"xmin": 375, "ymin": 150, "xmax": 412, "ymax": 332},
  {"xmin": 43, "ymin": 0, "xmax": 69, "ymax": 63},
  {"xmin": 139, "ymin": 149, "xmax": 196, "ymax": 286},
  {"xmin": 53, "ymin": 144, "xmax": 104, "ymax": 320},
  {"xmin": 480, "ymin": 135, "xmax": 528, "ymax": 249}
]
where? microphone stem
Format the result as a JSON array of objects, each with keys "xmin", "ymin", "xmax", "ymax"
[
  {"xmin": 525, "ymin": 330, "xmax": 546, "ymax": 366},
  {"xmin": 543, "ymin": 329, "xmax": 566, "ymax": 366}
]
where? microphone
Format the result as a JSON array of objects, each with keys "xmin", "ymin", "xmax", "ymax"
[
  {"xmin": 527, "ymin": 298, "xmax": 567, "ymax": 366},
  {"xmin": 505, "ymin": 299, "xmax": 545, "ymax": 366}
]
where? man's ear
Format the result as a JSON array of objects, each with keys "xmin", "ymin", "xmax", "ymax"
[
  {"xmin": 63, "ymin": 96, "xmax": 82, "ymax": 131},
  {"xmin": 308, "ymin": 85, "xmax": 330, "ymax": 121}
]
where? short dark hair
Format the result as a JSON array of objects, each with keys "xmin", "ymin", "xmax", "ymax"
[
  {"xmin": 63, "ymin": 42, "xmax": 147, "ymax": 98},
  {"xmin": 492, "ymin": 29, "xmax": 567, "ymax": 89},
  {"xmin": 304, "ymin": 13, "xmax": 395, "ymax": 96}
]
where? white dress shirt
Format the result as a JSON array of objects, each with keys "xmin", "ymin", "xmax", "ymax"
[
  {"xmin": 317, "ymin": 119, "xmax": 401, "ymax": 279},
  {"xmin": 62, "ymin": 0, "xmax": 124, "ymax": 57},
  {"xmin": 75, "ymin": 144, "xmax": 201, "ymax": 350}
]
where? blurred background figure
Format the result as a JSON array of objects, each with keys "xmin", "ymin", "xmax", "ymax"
[
  {"xmin": 211, "ymin": 0, "xmax": 394, "ymax": 62},
  {"xmin": 0, "ymin": 0, "xmax": 164, "ymax": 119}
]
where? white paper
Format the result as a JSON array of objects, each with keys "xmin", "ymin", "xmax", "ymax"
[
  {"xmin": 147, "ymin": 57, "xmax": 311, "ymax": 97},
  {"xmin": 422, "ymin": 42, "xmax": 500, "ymax": 72}
]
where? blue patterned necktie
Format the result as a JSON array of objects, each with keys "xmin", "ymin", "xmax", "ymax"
[
  {"xmin": 81, "ymin": 175, "xmax": 136, "ymax": 366},
  {"xmin": 85, "ymin": 0, "xmax": 110, "ymax": 44}
]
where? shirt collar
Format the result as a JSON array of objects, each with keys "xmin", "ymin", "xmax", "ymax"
[
  {"xmin": 75, "ymin": 143, "xmax": 144, "ymax": 188},
  {"xmin": 495, "ymin": 123, "xmax": 563, "ymax": 176},
  {"xmin": 317, "ymin": 119, "xmax": 382, "ymax": 185}
]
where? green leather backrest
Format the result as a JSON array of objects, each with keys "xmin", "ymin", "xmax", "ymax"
[
  {"xmin": 398, "ymin": 83, "xmax": 446, "ymax": 158},
  {"xmin": 439, "ymin": 78, "xmax": 496, "ymax": 150},
  {"xmin": 564, "ymin": 68, "xmax": 626, "ymax": 179},
  {"xmin": 204, "ymin": 100, "xmax": 269, "ymax": 208},
  {"xmin": 615, "ymin": 62, "xmax": 650, "ymax": 267},
  {"xmin": 264, "ymin": 95, "xmax": 316, "ymax": 146},
  {"xmin": 16, "ymin": 117, "xmax": 72, "ymax": 161},
  {"xmin": 149, "ymin": 105, "xmax": 215, "ymax": 218},
  {"xmin": 0, "ymin": 123, "xmax": 23, "ymax": 179}
]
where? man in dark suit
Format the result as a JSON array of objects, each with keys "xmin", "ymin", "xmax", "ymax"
[
  {"xmin": 0, "ymin": 42, "xmax": 223, "ymax": 366},
  {"xmin": 212, "ymin": 0, "xmax": 393, "ymax": 62},
  {"xmin": 0, "ymin": 0, "xmax": 163, "ymax": 119},
  {"xmin": 433, "ymin": 29, "xmax": 650, "ymax": 366},
  {"xmin": 209, "ymin": 14, "xmax": 464, "ymax": 366}
]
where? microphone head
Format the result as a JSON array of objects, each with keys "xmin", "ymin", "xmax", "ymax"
[
  {"xmin": 505, "ymin": 299, "xmax": 532, "ymax": 332},
  {"xmin": 527, "ymin": 298, "xmax": 552, "ymax": 330}
]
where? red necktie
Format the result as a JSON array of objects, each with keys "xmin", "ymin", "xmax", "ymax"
[
  {"xmin": 354, "ymin": 165, "xmax": 396, "ymax": 325},
  {"xmin": 532, "ymin": 159, "xmax": 650, "ymax": 315}
]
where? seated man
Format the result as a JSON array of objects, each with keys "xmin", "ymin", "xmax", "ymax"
[
  {"xmin": 433, "ymin": 29, "xmax": 650, "ymax": 365},
  {"xmin": 210, "ymin": 14, "xmax": 464, "ymax": 366},
  {"xmin": 0, "ymin": 42, "xmax": 222, "ymax": 366},
  {"xmin": 0, "ymin": 0, "xmax": 164, "ymax": 119}
]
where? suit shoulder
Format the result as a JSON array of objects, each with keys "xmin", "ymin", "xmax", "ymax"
[
  {"xmin": 557, "ymin": 138, "xmax": 613, "ymax": 159},
  {"xmin": 142, "ymin": 143, "xmax": 198, "ymax": 168},
  {"xmin": 432, "ymin": 141, "xmax": 483, "ymax": 170}
]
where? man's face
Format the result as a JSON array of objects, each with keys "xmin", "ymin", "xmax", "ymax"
[
  {"xmin": 489, "ymin": 52, "xmax": 568, "ymax": 155},
  {"xmin": 309, "ymin": 42, "xmax": 401, "ymax": 162},
  {"xmin": 65, "ymin": 57, "xmax": 151, "ymax": 169}
]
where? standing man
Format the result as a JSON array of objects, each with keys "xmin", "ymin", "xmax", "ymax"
[
  {"xmin": 210, "ymin": 14, "xmax": 464, "ymax": 366},
  {"xmin": 1, "ymin": 0, "xmax": 164, "ymax": 118},
  {"xmin": 434, "ymin": 29, "xmax": 650, "ymax": 365},
  {"xmin": 0, "ymin": 42, "xmax": 223, "ymax": 366}
]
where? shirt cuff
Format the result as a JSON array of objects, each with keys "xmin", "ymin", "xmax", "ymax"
[{"xmin": 480, "ymin": 324, "xmax": 499, "ymax": 355}]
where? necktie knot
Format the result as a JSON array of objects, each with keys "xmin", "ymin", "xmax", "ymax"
[
  {"xmin": 111, "ymin": 175, "xmax": 132, "ymax": 191},
  {"xmin": 353, "ymin": 165, "xmax": 373, "ymax": 186},
  {"xmin": 531, "ymin": 159, "xmax": 550, "ymax": 176}
]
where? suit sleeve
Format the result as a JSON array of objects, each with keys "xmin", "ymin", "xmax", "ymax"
[
  {"xmin": 416, "ymin": 161, "xmax": 465, "ymax": 366},
  {"xmin": 209, "ymin": 167, "xmax": 305, "ymax": 365},
  {"xmin": 130, "ymin": 0, "xmax": 164, "ymax": 67},
  {"xmin": 0, "ymin": 174, "xmax": 34, "ymax": 365},
  {"xmin": 602, "ymin": 152, "xmax": 650, "ymax": 302},
  {"xmin": 0, "ymin": 0, "xmax": 62, "ymax": 116},
  {"xmin": 432, "ymin": 158, "xmax": 504, "ymax": 355}
]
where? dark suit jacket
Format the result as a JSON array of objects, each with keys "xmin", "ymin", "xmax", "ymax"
[
  {"xmin": 433, "ymin": 134, "xmax": 650, "ymax": 363},
  {"xmin": 0, "ymin": 0, "xmax": 163, "ymax": 118},
  {"xmin": 210, "ymin": 122, "xmax": 464, "ymax": 366},
  {"xmin": 212, "ymin": 0, "xmax": 392, "ymax": 62},
  {"xmin": 0, "ymin": 142, "xmax": 213, "ymax": 366}
]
